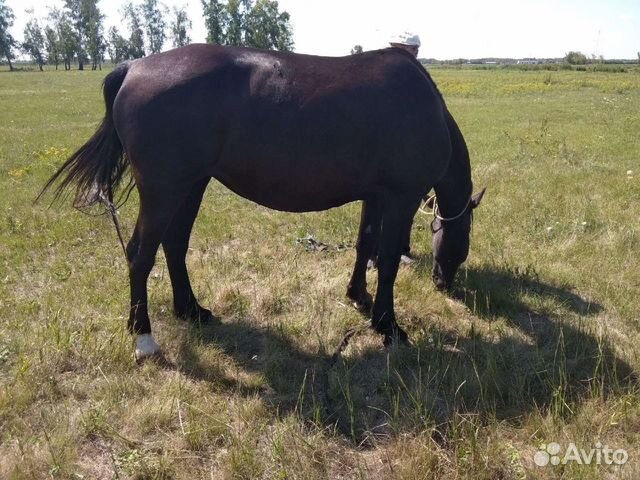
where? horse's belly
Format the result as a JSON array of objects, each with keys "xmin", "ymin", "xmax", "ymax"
[{"xmin": 213, "ymin": 159, "xmax": 366, "ymax": 212}]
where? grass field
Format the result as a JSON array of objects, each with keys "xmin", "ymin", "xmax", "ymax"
[{"xmin": 1, "ymin": 63, "xmax": 639, "ymax": 479}]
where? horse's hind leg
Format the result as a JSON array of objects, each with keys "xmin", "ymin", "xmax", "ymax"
[
  {"xmin": 127, "ymin": 186, "xmax": 189, "ymax": 360},
  {"xmin": 347, "ymin": 196, "xmax": 382, "ymax": 312},
  {"xmin": 162, "ymin": 178, "xmax": 213, "ymax": 323},
  {"xmin": 372, "ymin": 193, "xmax": 422, "ymax": 345}
]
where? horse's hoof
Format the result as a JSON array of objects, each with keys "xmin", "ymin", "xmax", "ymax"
[
  {"xmin": 399, "ymin": 254, "xmax": 415, "ymax": 266},
  {"xmin": 347, "ymin": 290, "xmax": 373, "ymax": 314},
  {"xmin": 351, "ymin": 298, "xmax": 372, "ymax": 314},
  {"xmin": 176, "ymin": 305, "xmax": 215, "ymax": 324},
  {"xmin": 383, "ymin": 327, "xmax": 410, "ymax": 347},
  {"xmin": 135, "ymin": 333, "xmax": 161, "ymax": 362}
]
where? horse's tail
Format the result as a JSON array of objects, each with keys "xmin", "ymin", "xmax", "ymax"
[{"xmin": 37, "ymin": 61, "xmax": 131, "ymax": 208}]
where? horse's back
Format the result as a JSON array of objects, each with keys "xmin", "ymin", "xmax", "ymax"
[{"xmin": 113, "ymin": 45, "xmax": 451, "ymax": 211}]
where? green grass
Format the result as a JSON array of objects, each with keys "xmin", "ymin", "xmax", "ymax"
[{"xmin": 1, "ymin": 64, "xmax": 639, "ymax": 479}]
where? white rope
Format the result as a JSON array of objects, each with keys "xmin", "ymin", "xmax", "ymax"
[{"xmin": 418, "ymin": 194, "xmax": 472, "ymax": 222}]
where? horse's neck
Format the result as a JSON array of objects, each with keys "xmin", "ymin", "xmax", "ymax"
[
  {"xmin": 434, "ymin": 170, "xmax": 471, "ymax": 218},
  {"xmin": 434, "ymin": 111, "xmax": 473, "ymax": 217}
]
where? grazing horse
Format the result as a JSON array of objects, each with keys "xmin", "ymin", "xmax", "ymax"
[{"xmin": 41, "ymin": 44, "xmax": 485, "ymax": 360}]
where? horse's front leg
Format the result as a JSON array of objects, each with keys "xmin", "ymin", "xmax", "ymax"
[
  {"xmin": 371, "ymin": 193, "xmax": 422, "ymax": 345},
  {"xmin": 346, "ymin": 196, "xmax": 382, "ymax": 313}
]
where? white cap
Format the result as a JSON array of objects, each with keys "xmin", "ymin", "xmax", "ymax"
[{"xmin": 389, "ymin": 32, "xmax": 421, "ymax": 47}]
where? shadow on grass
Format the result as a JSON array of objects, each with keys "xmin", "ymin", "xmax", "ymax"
[
  {"xmin": 456, "ymin": 262, "xmax": 603, "ymax": 318},
  {"xmin": 169, "ymin": 261, "xmax": 637, "ymax": 445},
  {"xmin": 174, "ymin": 317, "xmax": 329, "ymax": 408}
]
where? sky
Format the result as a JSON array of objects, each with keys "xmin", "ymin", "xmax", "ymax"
[{"xmin": 5, "ymin": 0, "xmax": 640, "ymax": 59}]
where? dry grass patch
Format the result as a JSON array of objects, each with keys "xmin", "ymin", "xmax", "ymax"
[{"xmin": 1, "ymin": 66, "xmax": 639, "ymax": 479}]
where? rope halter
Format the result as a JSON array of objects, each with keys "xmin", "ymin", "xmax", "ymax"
[{"xmin": 419, "ymin": 194, "xmax": 472, "ymax": 222}]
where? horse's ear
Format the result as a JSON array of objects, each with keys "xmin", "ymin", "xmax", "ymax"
[
  {"xmin": 424, "ymin": 195, "xmax": 436, "ymax": 210},
  {"xmin": 471, "ymin": 187, "xmax": 486, "ymax": 209}
]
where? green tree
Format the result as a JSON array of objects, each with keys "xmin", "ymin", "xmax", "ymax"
[
  {"xmin": 48, "ymin": 7, "xmax": 77, "ymax": 70},
  {"xmin": 64, "ymin": 0, "xmax": 104, "ymax": 70},
  {"xmin": 59, "ymin": 17, "xmax": 79, "ymax": 69},
  {"xmin": 88, "ymin": 16, "xmax": 106, "ymax": 69},
  {"xmin": 564, "ymin": 51, "xmax": 587, "ymax": 65},
  {"xmin": 202, "ymin": 0, "xmax": 292, "ymax": 51},
  {"xmin": 107, "ymin": 26, "xmax": 130, "ymax": 63},
  {"xmin": 63, "ymin": 0, "xmax": 86, "ymax": 69},
  {"xmin": 123, "ymin": 2, "xmax": 145, "ymax": 58},
  {"xmin": 351, "ymin": 45, "xmax": 363, "ymax": 54},
  {"xmin": 225, "ymin": 0, "xmax": 245, "ymax": 45},
  {"xmin": 141, "ymin": 0, "xmax": 166, "ymax": 54},
  {"xmin": 44, "ymin": 25, "xmax": 61, "ymax": 69},
  {"xmin": 0, "ymin": 0, "xmax": 16, "ymax": 71},
  {"xmin": 245, "ymin": 0, "xmax": 293, "ymax": 51},
  {"xmin": 272, "ymin": 5, "xmax": 292, "ymax": 50},
  {"xmin": 201, "ymin": 0, "xmax": 227, "ymax": 45},
  {"xmin": 22, "ymin": 14, "xmax": 46, "ymax": 71},
  {"xmin": 170, "ymin": 6, "xmax": 191, "ymax": 47}
]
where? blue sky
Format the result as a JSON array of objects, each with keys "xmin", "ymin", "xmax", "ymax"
[{"xmin": 6, "ymin": 0, "xmax": 640, "ymax": 59}]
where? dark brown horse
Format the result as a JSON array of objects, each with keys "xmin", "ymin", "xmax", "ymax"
[{"xmin": 41, "ymin": 44, "xmax": 485, "ymax": 359}]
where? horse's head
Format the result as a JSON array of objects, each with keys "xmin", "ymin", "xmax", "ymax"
[{"xmin": 426, "ymin": 188, "xmax": 486, "ymax": 291}]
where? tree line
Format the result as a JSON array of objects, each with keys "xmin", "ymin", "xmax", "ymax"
[{"xmin": 0, "ymin": 0, "xmax": 293, "ymax": 71}]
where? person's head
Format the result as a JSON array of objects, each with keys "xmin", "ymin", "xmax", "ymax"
[{"xmin": 389, "ymin": 32, "xmax": 421, "ymax": 58}]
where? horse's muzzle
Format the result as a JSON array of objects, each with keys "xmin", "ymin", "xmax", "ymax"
[{"xmin": 432, "ymin": 274, "xmax": 448, "ymax": 291}]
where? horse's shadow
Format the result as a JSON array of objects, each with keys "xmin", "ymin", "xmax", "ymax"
[
  {"xmin": 455, "ymin": 262, "xmax": 603, "ymax": 319},
  {"xmin": 167, "ymin": 261, "xmax": 636, "ymax": 444}
]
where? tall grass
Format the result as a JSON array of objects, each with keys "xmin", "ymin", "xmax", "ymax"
[{"xmin": 0, "ymin": 66, "xmax": 639, "ymax": 479}]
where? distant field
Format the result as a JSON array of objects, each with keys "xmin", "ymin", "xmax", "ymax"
[{"xmin": 1, "ymin": 63, "xmax": 639, "ymax": 479}]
